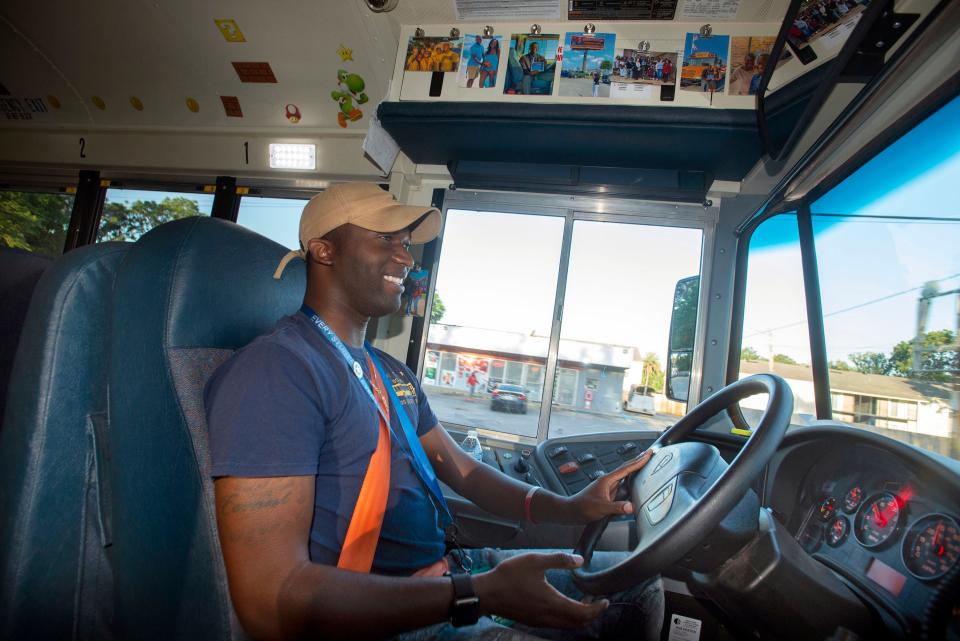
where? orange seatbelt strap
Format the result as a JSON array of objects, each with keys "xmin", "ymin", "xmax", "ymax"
[{"xmin": 336, "ymin": 357, "xmax": 392, "ymax": 573}]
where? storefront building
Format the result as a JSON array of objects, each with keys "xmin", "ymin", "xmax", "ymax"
[{"xmin": 424, "ymin": 324, "xmax": 634, "ymax": 414}]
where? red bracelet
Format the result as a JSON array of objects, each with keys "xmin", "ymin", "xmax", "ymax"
[{"xmin": 524, "ymin": 486, "xmax": 539, "ymax": 525}]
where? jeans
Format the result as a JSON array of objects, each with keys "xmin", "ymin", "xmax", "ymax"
[{"xmin": 394, "ymin": 549, "xmax": 664, "ymax": 641}]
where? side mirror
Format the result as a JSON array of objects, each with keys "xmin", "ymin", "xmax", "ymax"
[{"xmin": 666, "ymin": 275, "xmax": 699, "ymax": 402}]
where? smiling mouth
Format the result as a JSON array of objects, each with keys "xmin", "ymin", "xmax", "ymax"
[{"xmin": 383, "ymin": 275, "xmax": 404, "ymax": 289}]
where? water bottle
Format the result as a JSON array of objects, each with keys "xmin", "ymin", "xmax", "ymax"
[{"xmin": 461, "ymin": 430, "xmax": 484, "ymax": 462}]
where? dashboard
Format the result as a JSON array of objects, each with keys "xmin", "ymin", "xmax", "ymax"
[
  {"xmin": 767, "ymin": 425, "xmax": 960, "ymax": 637},
  {"xmin": 462, "ymin": 423, "xmax": 960, "ymax": 639}
]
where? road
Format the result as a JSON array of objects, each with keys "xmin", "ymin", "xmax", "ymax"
[
  {"xmin": 426, "ymin": 388, "xmax": 675, "ymax": 438},
  {"xmin": 560, "ymin": 76, "xmax": 611, "ymax": 98}
]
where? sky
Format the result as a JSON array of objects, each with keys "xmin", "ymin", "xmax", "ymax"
[
  {"xmin": 435, "ymin": 210, "xmax": 703, "ymax": 367},
  {"xmin": 743, "ymin": 94, "xmax": 960, "ymax": 365},
  {"xmin": 684, "ymin": 34, "xmax": 730, "ymax": 63},
  {"xmin": 561, "ymin": 32, "xmax": 616, "ymax": 74}
]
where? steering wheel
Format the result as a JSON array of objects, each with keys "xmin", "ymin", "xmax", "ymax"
[{"xmin": 572, "ymin": 374, "xmax": 793, "ymax": 595}]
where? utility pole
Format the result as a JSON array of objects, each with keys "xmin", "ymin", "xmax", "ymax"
[{"xmin": 913, "ymin": 283, "xmax": 960, "ymax": 459}]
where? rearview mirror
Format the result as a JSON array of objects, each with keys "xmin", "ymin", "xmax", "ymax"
[{"xmin": 666, "ymin": 275, "xmax": 699, "ymax": 402}]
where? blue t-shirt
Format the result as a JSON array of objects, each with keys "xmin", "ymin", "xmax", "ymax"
[
  {"xmin": 468, "ymin": 42, "xmax": 484, "ymax": 67},
  {"xmin": 483, "ymin": 52, "xmax": 499, "ymax": 71},
  {"xmin": 204, "ymin": 312, "xmax": 444, "ymax": 575}
]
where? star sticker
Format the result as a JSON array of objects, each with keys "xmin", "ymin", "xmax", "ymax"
[{"xmin": 337, "ymin": 45, "xmax": 354, "ymax": 62}]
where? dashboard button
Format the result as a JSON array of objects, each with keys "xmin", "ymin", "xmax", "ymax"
[
  {"xmin": 557, "ymin": 461, "xmax": 580, "ymax": 475},
  {"xmin": 548, "ymin": 446, "xmax": 568, "ymax": 459},
  {"xmin": 617, "ymin": 442, "xmax": 638, "ymax": 455},
  {"xmin": 577, "ymin": 453, "xmax": 597, "ymax": 464},
  {"xmin": 587, "ymin": 469, "xmax": 606, "ymax": 480}
]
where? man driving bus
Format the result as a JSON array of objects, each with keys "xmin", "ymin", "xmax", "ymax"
[{"xmin": 204, "ymin": 183, "xmax": 663, "ymax": 640}]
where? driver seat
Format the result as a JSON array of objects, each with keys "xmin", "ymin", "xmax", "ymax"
[{"xmin": 106, "ymin": 217, "xmax": 305, "ymax": 640}]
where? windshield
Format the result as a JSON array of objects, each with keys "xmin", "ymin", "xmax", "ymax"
[{"xmin": 742, "ymin": 95, "xmax": 959, "ymax": 460}]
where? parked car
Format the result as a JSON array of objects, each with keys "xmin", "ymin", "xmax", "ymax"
[
  {"xmin": 490, "ymin": 383, "xmax": 528, "ymax": 414},
  {"xmin": 624, "ymin": 384, "xmax": 656, "ymax": 415}
]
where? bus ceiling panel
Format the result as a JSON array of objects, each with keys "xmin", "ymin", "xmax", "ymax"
[
  {"xmin": 0, "ymin": 129, "xmax": 383, "ymax": 182},
  {"xmin": 0, "ymin": 1, "xmax": 395, "ymax": 130}
]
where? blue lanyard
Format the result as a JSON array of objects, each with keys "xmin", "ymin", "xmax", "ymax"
[{"xmin": 300, "ymin": 305, "xmax": 453, "ymax": 528}]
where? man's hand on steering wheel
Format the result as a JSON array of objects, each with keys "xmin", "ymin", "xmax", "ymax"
[{"xmin": 564, "ymin": 449, "xmax": 654, "ymax": 523}]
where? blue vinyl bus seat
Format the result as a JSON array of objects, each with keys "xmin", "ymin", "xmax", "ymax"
[
  {"xmin": 0, "ymin": 247, "xmax": 53, "ymax": 429},
  {"xmin": 107, "ymin": 217, "xmax": 304, "ymax": 641},
  {"xmin": 0, "ymin": 242, "xmax": 129, "ymax": 641}
]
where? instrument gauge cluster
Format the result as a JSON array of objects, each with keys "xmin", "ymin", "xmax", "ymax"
[
  {"xmin": 773, "ymin": 436, "xmax": 960, "ymax": 631},
  {"xmin": 799, "ymin": 478, "xmax": 960, "ymax": 588}
]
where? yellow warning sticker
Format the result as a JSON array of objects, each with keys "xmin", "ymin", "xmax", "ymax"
[{"xmin": 214, "ymin": 19, "xmax": 246, "ymax": 43}]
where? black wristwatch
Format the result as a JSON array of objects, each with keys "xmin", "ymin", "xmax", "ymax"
[{"xmin": 449, "ymin": 573, "xmax": 480, "ymax": 627}]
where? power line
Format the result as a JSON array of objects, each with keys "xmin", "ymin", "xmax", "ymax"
[{"xmin": 745, "ymin": 272, "xmax": 960, "ymax": 339}]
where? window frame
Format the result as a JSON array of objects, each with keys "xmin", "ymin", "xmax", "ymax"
[{"xmin": 412, "ymin": 188, "xmax": 715, "ymax": 445}]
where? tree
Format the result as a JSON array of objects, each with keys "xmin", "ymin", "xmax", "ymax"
[
  {"xmin": 888, "ymin": 330, "xmax": 957, "ymax": 382},
  {"xmin": 1, "ymin": 192, "xmax": 202, "ymax": 254},
  {"xmin": 430, "ymin": 291, "xmax": 446, "ymax": 323},
  {"xmin": 599, "ymin": 59, "xmax": 613, "ymax": 72},
  {"xmin": 828, "ymin": 360, "xmax": 853, "ymax": 371},
  {"xmin": 849, "ymin": 351, "xmax": 892, "ymax": 375},
  {"xmin": 0, "ymin": 192, "xmax": 74, "ymax": 255},
  {"xmin": 639, "ymin": 352, "xmax": 665, "ymax": 393},
  {"xmin": 773, "ymin": 353, "xmax": 798, "ymax": 365},
  {"xmin": 740, "ymin": 347, "xmax": 761, "ymax": 361},
  {"xmin": 98, "ymin": 197, "xmax": 200, "ymax": 242}
]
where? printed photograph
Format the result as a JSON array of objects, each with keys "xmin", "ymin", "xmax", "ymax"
[
  {"xmin": 559, "ymin": 32, "xmax": 616, "ymax": 98},
  {"xmin": 788, "ymin": 0, "xmax": 871, "ymax": 52},
  {"xmin": 503, "ymin": 33, "xmax": 560, "ymax": 96},
  {"xmin": 727, "ymin": 36, "xmax": 776, "ymax": 96},
  {"xmin": 680, "ymin": 33, "xmax": 730, "ymax": 93},
  {"xmin": 457, "ymin": 34, "xmax": 503, "ymax": 89},
  {"xmin": 611, "ymin": 48, "xmax": 678, "ymax": 90},
  {"xmin": 404, "ymin": 36, "xmax": 463, "ymax": 73}
]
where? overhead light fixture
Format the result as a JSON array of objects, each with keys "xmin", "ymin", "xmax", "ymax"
[{"xmin": 268, "ymin": 143, "xmax": 316, "ymax": 170}]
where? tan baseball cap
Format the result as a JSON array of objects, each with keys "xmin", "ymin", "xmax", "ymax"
[{"xmin": 273, "ymin": 182, "xmax": 441, "ymax": 279}]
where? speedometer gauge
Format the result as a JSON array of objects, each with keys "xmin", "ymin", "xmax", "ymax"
[
  {"xmin": 901, "ymin": 514, "xmax": 960, "ymax": 580},
  {"xmin": 855, "ymin": 493, "xmax": 903, "ymax": 548}
]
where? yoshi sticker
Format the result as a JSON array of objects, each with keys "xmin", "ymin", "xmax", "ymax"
[{"xmin": 331, "ymin": 70, "xmax": 368, "ymax": 128}]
